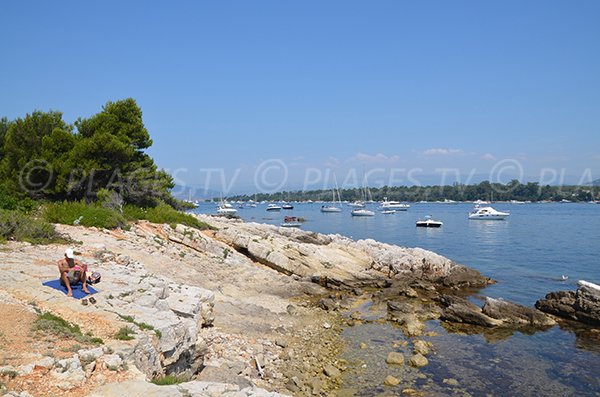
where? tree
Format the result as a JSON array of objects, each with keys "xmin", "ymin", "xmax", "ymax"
[
  {"xmin": 0, "ymin": 111, "xmax": 71, "ymax": 197},
  {"xmin": 69, "ymin": 98, "xmax": 170, "ymax": 205}
]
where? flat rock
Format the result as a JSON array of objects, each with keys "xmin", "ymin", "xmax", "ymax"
[{"xmin": 384, "ymin": 375, "xmax": 401, "ymax": 386}]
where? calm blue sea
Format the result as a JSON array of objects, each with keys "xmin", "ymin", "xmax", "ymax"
[{"xmin": 193, "ymin": 202, "xmax": 600, "ymax": 395}]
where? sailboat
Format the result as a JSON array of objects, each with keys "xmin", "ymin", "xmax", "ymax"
[
  {"xmin": 321, "ymin": 176, "xmax": 343, "ymax": 213},
  {"xmin": 351, "ymin": 177, "xmax": 374, "ymax": 216}
]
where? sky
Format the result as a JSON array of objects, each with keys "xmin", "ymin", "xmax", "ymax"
[{"xmin": 1, "ymin": 1, "xmax": 599, "ymax": 194}]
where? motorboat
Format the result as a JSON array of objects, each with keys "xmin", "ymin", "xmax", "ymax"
[
  {"xmin": 380, "ymin": 197, "xmax": 410, "ymax": 211},
  {"xmin": 266, "ymin": 204, "xmax": 282, "ymax": 212},
  {"xmin": 351, "ymin": 208, "xmax": 375, "ymax": 217},
  {"xmin": 468, "ymin": 205, "xmax": 509, "ymax": 220},
  {"xmin": 217, "ymin": 202, "xmax": 237, "ymax": 215},
  {"xmin": 381, "ymin": 209, "xmax": 396, "ymax": 214},
  {"xmin": 280, "ymin": 216, "xmax": 302, "ymax": 228},
  {"xmin": 282, "ymin": 203, "xmax": 294, "ymax": 210},
  {"xmin": 416, "ymin": 215, "xmax": 443, "ymax": 228}
]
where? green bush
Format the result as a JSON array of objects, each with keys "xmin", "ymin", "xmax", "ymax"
[
  {"xmin": 0, "ymin": 188, "xmax": 37, "ymax": 213},
  {"xmin": 33, "ymin": 312, "xmax": 103, "ymax": 345},
  {"xmin": 0, "ymin": 209, "xmax": 65, "ymax": 244},
  {"xmin": 115, "ymin": 327, "xmax": 136, "ymax": 341},
  {"xmin": 43, "ymin": 201, "xmax": 127, "ymax": 229},
  {"xmin": 123, "ymin": 202, "xmax": 213, "ymax": 230}
]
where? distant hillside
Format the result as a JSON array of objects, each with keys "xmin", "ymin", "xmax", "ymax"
[{"xmin": 590, "ymin": 179, "xmax": 600, "ymax": 186}]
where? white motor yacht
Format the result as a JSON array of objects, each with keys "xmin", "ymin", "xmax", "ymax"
[
  {"xmin": 217, "ymin": 202, "xmax": 237, "ymax": 215},
  {"xmin": 380, "ymin": 197, "xmax": 410, "ymax": 210},
  {"xmin": 468, "ymin": 205, "xmax": 509, "ymax": 220},
  {"xmin": 266, "ymin": 204, "xmax": 282, "ymax": 212}
]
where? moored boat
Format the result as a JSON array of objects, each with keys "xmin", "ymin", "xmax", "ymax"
[
  {"xmin": 266, "ymin": 204, "xmax": 282, "ymax": 212},
  {"xmin": 416, "ymin": 215, "xmax": 443, "ymax": 228},
  {"xmin": 468, "ymin": 205, "xmax": 509, "ymax": 220},
  {"xmin": 351, "ymin": 208, "xmax": 375, "ymax": 217},
  {"xmin": 380, "ymin": 197, "xmax": 410, "ymax": 211}
]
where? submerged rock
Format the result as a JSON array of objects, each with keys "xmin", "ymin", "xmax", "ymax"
[
  {"xmin": 384, "ymin": 375, "xmax": 401, "ymax": 386},
  {"xmin": 385, "ymin": 352, "xmax": 405, "ymax": 366},
  {"xmin": 536, "ymin": 280, "xmax": 600, "ymax": 326}
]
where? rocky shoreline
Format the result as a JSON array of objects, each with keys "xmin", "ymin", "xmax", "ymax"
[{"xmin": 0, "ymin": 215, "xmax": 598, "ymax": 396}]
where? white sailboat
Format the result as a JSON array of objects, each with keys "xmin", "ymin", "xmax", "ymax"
[
  {"xmin": 351, "ymin": 178, "xmax": 374, "ymax": 216},
  {"xmin": 321, "ymin": 176, "xmax": 343, "ymax": 213}
]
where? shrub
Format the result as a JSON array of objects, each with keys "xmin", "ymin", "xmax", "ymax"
[
  {"xmin": 43, "ymin": 201, "xmax": 127, "ymax": 229},
  {"xmin": 0, "ymin": 188, "xmax": 37, "ymax": 213},
  {"xmin": 0, "ymin": 209, "xmax": 65, "ymax": 244},
  {"xmin": 33, "ymin": 312, "xmax": 103, "ymax": 345},
  {"xmin": 115, "ymin": 327, "xmax": 135, "ymax": 340},
  {"xmin": 151, "ymin": 374, "xmax": 187, "ymax": 386},
  {"xmin": 123, "ymin": 202, "xmax": 213, "ymax": 230}
]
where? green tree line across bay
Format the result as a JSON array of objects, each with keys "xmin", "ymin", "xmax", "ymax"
[{"xmin": 228, "ymin": 180, "xmax": 598, "ymax": 203}]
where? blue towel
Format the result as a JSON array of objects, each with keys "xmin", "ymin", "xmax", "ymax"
[{"xmin": 42, "ymin": 279, "xmax": 97, "ymax": 299}]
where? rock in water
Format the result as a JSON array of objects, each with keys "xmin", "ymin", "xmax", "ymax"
[
  {"xmin": 409, "ymin": 353, "xmax": 429, "ymax": 368},
  {"xmin": 536, "ymin": 280, "xmax": 600, "ymax": 326},
  {"xmin": 412, "ymin": 340, "xmax": 430, "ymax": 356},
  {"xmin": 386, "ymin": 352, "xmax": 405, "ymax": 366},
  {"xmin": 384, "ymin": 375, "xmax": 401, "ymax": 386},
  {"xmin": 482, "ymin": 297, "xmax": 556, "ymax": 327}
]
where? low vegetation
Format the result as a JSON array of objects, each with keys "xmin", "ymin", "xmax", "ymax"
[
  {"xmin": 33, "ymin": 312, "xmax": 103, "ymax": 345},
  {"xmin": 123, "ymin": 202, "xmax": 214, "ymax": 230},
  {"xmin": 118, "ymin": 313, "xmax": 162, "ymax": 338},
  {"xmin": 151, "ymin": 374, "xmax": 187, "ymax": 386},
  {"xmin": 0, "ymin": 209, "xmax": 67, "ymax": 244},
  {"xmin": 115, "ymin": 327, "xmax": 136, "ymax": 341},
  {"xmin": 43, "ymin": 201, "xmax": 128, "ymax": 229}
]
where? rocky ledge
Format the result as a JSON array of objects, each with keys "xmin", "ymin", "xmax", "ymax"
[
  {"xmin": 535, "ymin": 280, "xmax": 600, "ymax": 326},
  {"xmin": 201, "ymin": 215, "xmax": 493, "ymax": 290}
]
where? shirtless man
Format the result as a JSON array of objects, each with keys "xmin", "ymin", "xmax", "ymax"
[{"xmin": 57, "ymin": 248, "xmax": 90, "ymax": 297}]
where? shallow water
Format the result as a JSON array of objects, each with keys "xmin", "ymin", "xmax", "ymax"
[{"xmin": 194, "ymin": 202, "xmax": 600, "ymax": 395}]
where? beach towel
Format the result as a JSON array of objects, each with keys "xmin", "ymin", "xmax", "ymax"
[{"xmin": 42, "ymin": 279, "xmax": 97, "ymax": 299}]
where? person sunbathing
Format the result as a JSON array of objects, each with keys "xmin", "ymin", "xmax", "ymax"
[{"xmin": 57, "ymin": 248, "xmax": 90, "ymax": 297}]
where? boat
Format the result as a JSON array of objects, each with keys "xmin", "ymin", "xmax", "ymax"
[
  {"xmin": 351, "ymin": 208, "xmax": 375, "ymax": 217},
  {"xmin": 381, "ymin": 209, "xmax": 396, "ymax": 214},
  {"xmin": 347, "ymin": 201, "xmax": 365, "ymax": 208},
  {"xmin": 351, "ymin": 173, "xmax": 374, "ymax": 216},
  {"xmin": 282, "ymin": 203, "xmax": 294, "ymax": 210},
  {"xmin": 380, "ymin": 197, "xmax": 410, "ymax": 211},
  {"xmin": 217, "ymin": 201, "xmax": 237, "ymax": 215},
  {"xmin": 280, "ymin": 216, "xmax": 302, "ymax": 228},
  {"xmin": 468, "ymin": 205, "xmax": 510, "ymax": 220},
  {"xmin": 266, "ymin": 204, "xmax": 282, "ymax": 212},
  {"xmin": 416, "ymin": 215, "xmax": 443, "ymax": 228},
  {"xmin": 321, "ymin": 178, "xmax": 343, "ymax": 213}
]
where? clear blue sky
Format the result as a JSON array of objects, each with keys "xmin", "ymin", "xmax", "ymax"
[{"xmin": 2, "ymin": 1, "xmax": 599, "ymax": 193}]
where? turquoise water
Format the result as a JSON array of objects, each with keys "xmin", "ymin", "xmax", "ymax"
[{"xmin": 194, "ymin": 202, "xmax": 600, "ymax": 395}]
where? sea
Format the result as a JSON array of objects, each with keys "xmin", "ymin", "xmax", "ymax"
[{"xmin": 193, "ymin": 202, "xmax": 600, "ymax": 396}]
